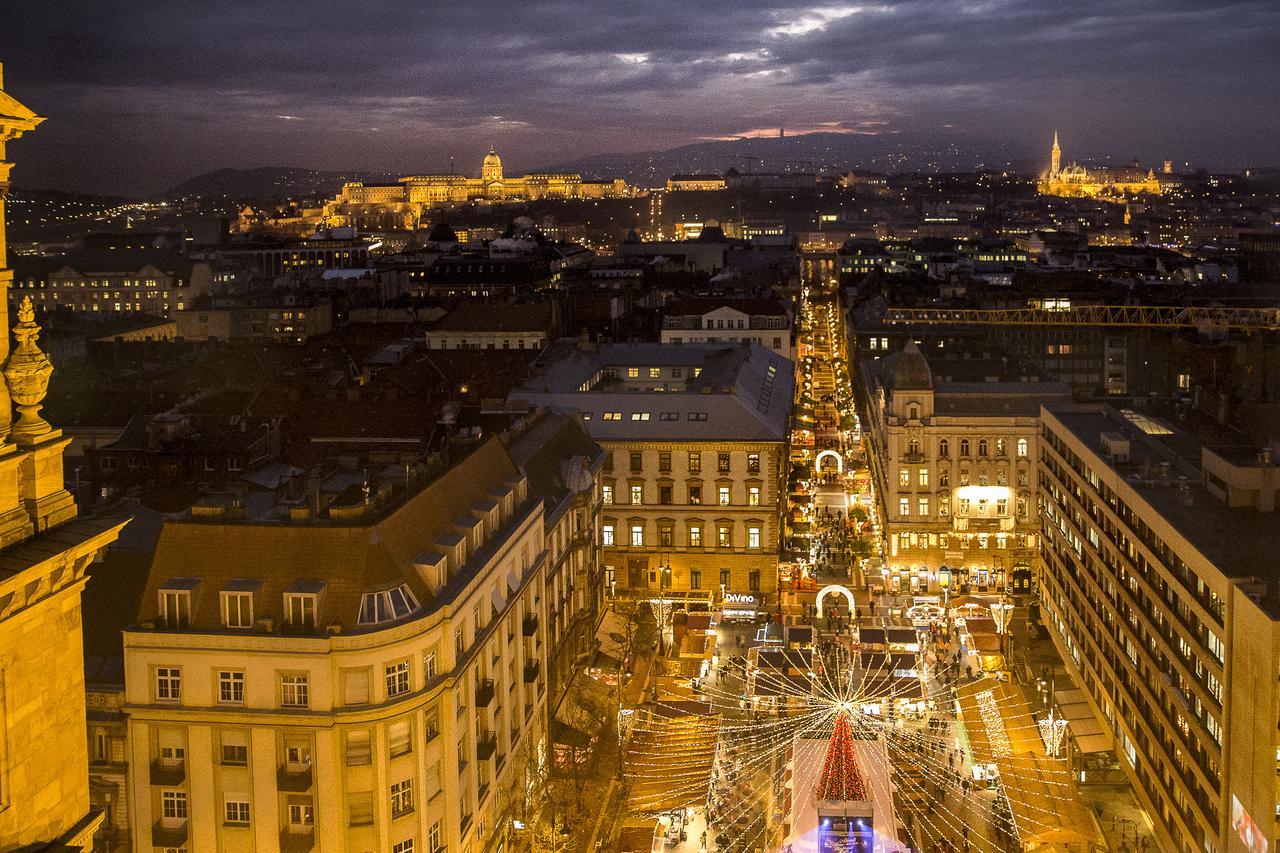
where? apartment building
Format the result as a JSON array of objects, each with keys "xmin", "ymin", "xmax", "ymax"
[
  {"xmin": 511, "ymin": 341, "xmax": 793, "ymax": 607},
  {"xmin": 860, "ymin": 341, "xmax": 1071, "ymax": 595},
  {"xmin": 122, "ymin": 436, "xmax": 574, "ymax": 853},
  {"xmin": 661, "ymin": 297, "xmax": 795, "ymax": 361},
  {"xmin": 1037, "ymin": 403, "xmax": 1280, "ymax": 852}
]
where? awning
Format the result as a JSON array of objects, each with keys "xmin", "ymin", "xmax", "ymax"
[
  {"xmin": 490, "ymin": 587, "xmax": 506, "ymax": 614},
  {"xmin": 594, "ymin": 610, "xmax": 633, "ymax": 667}
]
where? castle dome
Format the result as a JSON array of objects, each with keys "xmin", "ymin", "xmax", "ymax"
[
  {"xmin": 886, "ymin": 339, "xmax": 933, "ymax": 391},
  {"xmin": 483, "ymin": 147, "xmax": 502, "ymax": 170}
]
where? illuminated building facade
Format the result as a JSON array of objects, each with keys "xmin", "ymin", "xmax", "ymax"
[
  {"xmin": 511, "ymin": 342, "xmax": 793, "ymax": 608},
  {"xmin": 1038, "ymin": 132, "xmax": 1162, "ymax": 201},
  {"xmin": 122, "ymin": 432, "xmax": 599, "ymax": 853},
  {"xmin": 1037, "ymin": 403, "xmax": 1280, "ymax": 852},
  {"xmin": 324, "ymin": 148, "xmax": 635, "ymax": 230},
  {"xmin": 0, "ymin": 63, "xmax": 127, "ymax": 849},
  {"xmin": 861, "ymin": 341, "xmax": 1071, "ymax": 595}
]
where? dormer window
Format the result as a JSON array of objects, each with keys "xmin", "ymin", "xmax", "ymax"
[
  {"xmin": 220, "ymin": 579, "xmax": 260, "ymax": 629},
  {"xmin": 158, "ymin": 578, "xmax": 200, "ymax": 629},
  {"xmin": 358, "ymin": 584, "xmax": 421, "ymax": 626},
  {"xmin": 284, "ymin": 581, "xmax": 325, "ymax": 630}
]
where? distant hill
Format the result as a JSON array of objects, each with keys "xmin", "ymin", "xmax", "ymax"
[
  {"xmin": 165, "ymin": 167, "xmax": 397, "ymax": 201},
  {"xmin": 533, "ymin": 132, "xmax": 1035, "ymax": 187}
]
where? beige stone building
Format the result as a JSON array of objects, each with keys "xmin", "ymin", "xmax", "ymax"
[
  {"xmin": 511, "ymin": 342, "xmax": 793, "ymax": 607},
  {"xmin": 0, "ymin": 63, "xmax": 127, "ymax": 850},
  {"xmin": 122, "ymin": 424, "xmax": 602, "ymax": 853},
  {"xmin": 861, "ymin": 341, "xmax": 1071, "ymax": 595},
  {"xmin": 1038, "ymin": 403, "xmax": 1280, "ymax": 852}
]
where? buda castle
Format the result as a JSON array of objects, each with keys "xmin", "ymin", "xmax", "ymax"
[
  {"xmin": 323, "ymin": 147, "xmax": 635, "ymax": 230},
  {"xmin": 1037, "ymin": 132, "xmax": 1162, "ymax": 202}
]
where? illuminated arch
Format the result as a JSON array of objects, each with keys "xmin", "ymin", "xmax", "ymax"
[
  {"xmin": 815, "ymin": 449, "xmax": 843, "ymax": 474},
  {"xmin": 815, "ymin": 583, "xmax": 856, "ymax": 618}
]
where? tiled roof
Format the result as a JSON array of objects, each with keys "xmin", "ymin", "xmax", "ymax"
[{"xmin": 135, "ymin": 437, "xmax": 521, "ymax": 633}]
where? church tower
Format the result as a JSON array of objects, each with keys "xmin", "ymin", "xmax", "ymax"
[
  {"xmin": 1051, "ymin": 131, "xmax": 1061, "ymax": 180},
  {"xmin": 0, "ymin": 63, "xmax": 127, "ymax": 850}
]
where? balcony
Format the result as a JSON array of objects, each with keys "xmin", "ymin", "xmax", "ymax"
[
  {"xmin": 522, "ymin": 614, "xmax": 539, "ymax": 636},
  {"xmin": 475, "ymin": 678, "xmax": 496, "ymax": 707},
  {"xmin": 277, "ymin": 763, "xmax": 314, "ymax": 793},
  {"xmin": 523, "ymin": 660, "xmax": 541, "ymax": 683},
  {"xmin": 280, "ymin": 828, "xmax": 316, "ymax": 853},
  {"xmin": 149, "ymin": 759, "xmax": 185, "ymax": 786},
  {"xmin": 152, "ymin": 821, "xmax": 188, "ymax": 848},
  {"xmin": 476, "ymin": 730, "xmax": 498, "ymax": 760}
]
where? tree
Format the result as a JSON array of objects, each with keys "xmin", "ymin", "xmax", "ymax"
[{"xmin": 816, "ymin": 710, "xmax": 868, "ymax": 802}]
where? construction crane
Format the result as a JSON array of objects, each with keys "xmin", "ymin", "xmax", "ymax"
[{"xmin": 881, "ymin": 305, "xmax": 1280, "ymax": 332}]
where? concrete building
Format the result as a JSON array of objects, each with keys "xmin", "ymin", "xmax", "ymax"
[
  {"xmin": 666, "ymin": 174, "xmax": 728, "ymax": 192},
  {"xmin": 122, "ymin": 432, "xmax": 600, "ymax": 853},
  {"xmin": 0, "ymin": 63, "xmax": 128, "ymax": 849},
  {"xmin": 661, "ymin": 297, "xmax": 794, "ymax": 361},
  {"xmin": 510, "ymin": 341, "xmax": 793, "ymax": 607},
  {"xmin": 1037, "ymin": 404, "xmax": 1280, "ymax": 852},
  {"xmin": 425, "ymin": 302, "xmax": 555, "ymax": 352},
  {"xmin": 860, "ymin": 341, "xmax": 1071, "ymax": 595},
  {"xmin": 175, "ymin": 296, "xmax": 333, "ymax": 342}
]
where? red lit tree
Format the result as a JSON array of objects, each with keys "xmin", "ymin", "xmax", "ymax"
[{"xmin": 815, "ymin": 710, "xmax": 868, "ymax": 802}]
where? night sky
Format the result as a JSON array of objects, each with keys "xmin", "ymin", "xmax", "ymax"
[{"xmin": 2, "ymin": 0, "xmax": 1277, "ymax": 196}]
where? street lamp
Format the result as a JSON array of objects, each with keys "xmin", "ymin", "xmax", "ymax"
[
  {"xmin": 656, "ymin": 559, "xmax": 672, "ymax": 656},
  {"xmin": 1037, "ymin": 708, "xmax": 1069, "ymax": 758},
  {"xmin": 938, "ymin": 566, "xmax": 951, "ymax": 610},
  {"xmin": 990, "ymin": 597, "xmax": 1014, "ymax": 661}
]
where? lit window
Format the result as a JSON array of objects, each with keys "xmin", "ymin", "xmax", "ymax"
[
  {"xmin": 602, "ymin": 485, "xmax": 613, "ymax": 504},
  {"xmin": 631, "ymin": 485, "xmax": 643, "ymax": 505},
  {"xmin": 748, "ymin": 527, "xmax": 761, "ymax": 548},
  {"xmin": 689, "ymin": 526, "xmax": 702, "ymax": 547},
  {"xmin": 899, "ymin": 497, "xmax": 910, "ymax": 516},
  {"xmin": 649, "ymin": 367, "xmax": 661, "ymax": 378},
  {"xmin": 718, "ymin": 526, "xmax": 731, "ymax": 548},
  {"xmin": 627, "ymin": 368, "xmax": 639, "ymax": 378},
  {"xmin": 718, "ymin": 486, "xmax": 730, "ymax": 506},
  {"xmin": 1016, "ymin": 438, "xmax": 1028, "ymax": 458},
  {"xmin": 630, "ymin": 525, "xmax": 644, "ymax": 547},
  {"xmin": 918, "ymin": 497, "xmax": 929, "ymax": 516},
  {"xmin": 748, "ymin": 486, "xmax": 760, "ymax": 506},
  {"xmin": 602, "ymin": 525, "xmax": 615, "ymax": 546}
]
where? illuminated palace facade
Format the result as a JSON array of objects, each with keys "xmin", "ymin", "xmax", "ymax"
[
  {"xmin": 324, "ymin": 148, "xmax": 635, "ymax": 230},
  {"xmin": 1037, "ymin": 132, "xmax": 1162, "ymax": 201}
]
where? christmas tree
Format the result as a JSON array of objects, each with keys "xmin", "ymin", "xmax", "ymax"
[{"xmin": 815, "ymin": 709, "xmax": 868, "ymax": 802}]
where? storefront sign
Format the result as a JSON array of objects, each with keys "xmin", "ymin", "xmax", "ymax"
[{"xmin": 724, "ymin": 592, "xmax": 757, "ymax": 605}]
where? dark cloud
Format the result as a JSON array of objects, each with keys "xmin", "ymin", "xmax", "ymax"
[{"xmin": 1, "ymin": 0, "xmax": 1276, "ymax": 194}]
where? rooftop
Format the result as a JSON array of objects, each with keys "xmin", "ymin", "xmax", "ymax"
[{"xmin": 1043, "ymin": 404, "xmax": 1276, "ymax": 582}]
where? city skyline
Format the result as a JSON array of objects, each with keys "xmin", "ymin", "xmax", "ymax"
[{"xmin": 1, "ymin": 0, "xmax": 1278, "ymax": 195}]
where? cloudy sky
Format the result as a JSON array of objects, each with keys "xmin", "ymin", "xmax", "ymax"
[{"xmin": 2, "ymin": 0, "xmax": 1277, "ymax": 195}]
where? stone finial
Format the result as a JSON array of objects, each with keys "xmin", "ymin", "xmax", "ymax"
[{"xmin": 3, "ymin": 296, "xmax": 54, "ymax": 443}]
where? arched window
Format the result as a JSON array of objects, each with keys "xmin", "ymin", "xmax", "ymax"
[
  {"xmin": 908, "ymin": 439, "xmax": 920, "ymax": 456},
  {"xmin": 959, "ymin": 439, "xmax": 971, "ymax": 457},
  {"xmin": 938, "ymin": 438, "xmax": 949, "ymax": 457},
  {"xmin": 1017, "ymin": 438, "xmax": 1029, "ymax": 458},
  {"xmin": 996, "ymin": 438, "xmax": 1006, "ymax": 456},
  {"xmin": 978, "ymin": 439, "xmax": 989, "ymax": 457},
  {"xmin": 908, "ymin": 405, "xmax": 919, "ymax": 420}
]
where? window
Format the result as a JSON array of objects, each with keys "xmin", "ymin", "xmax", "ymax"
[
  {"xmin": 346, "ymin": 731, "xmax": 372, "ymax": 765},
  {"xmin": 287, "ymin": 797, "xmax": 314, "ymax": 828},
  {"xmin": 602, "ymin": 411, "xmax": 622, "ymax": 421},
  {"xmin": 221, "ymin": 732, "xmax": 248, "ymax": 765},
  {"xmin": 718, "ymin": 453, "xmax": 731, "ymax": 473},
  {"xmin": 627, "ymin": 367, "xmax": 639, "ymax": 378},
  {"xmin": 688, "ymin": 485, "xmax": 702, "ymax": 504},
  {"xmin": 978, "ymin": 439, "xmax": 989, "ymax": 457},
  {"xmin": 158, "ymin": 588, "xmax": 192, "ymax": 629},
  {"xmin": 747, "ymin": 453, "xmax": 760, "ymax": 473},
  {"xmin": 359, "ymin": 585, "xmax": 420, "ymax": 625},
  {"xmin": 630, "ymin": 412, "xmax": 650, "ymax": 421},
  {"xmin": 659, "ymin": 525, "xmax": 673, "ymax": 547},
  {"xmin": 156, "ymin": 667, "xmax": 182, "ymax": 702},
  {"xmin": 218, "ymin": 670, "xmax": 245, "ymax": 705},
  {"xmin": 429, "ymin": 820, "xmax": 444, "ymax": 852},
  {"xmin": 629, "ymin": 452, "xmax": 642, "ymax": 472},
  {"xmin": 918, "ymin": 497, "xmax": 929, "ymax": 516},
  {"xmin": 690, "ymin": 569, "xmax": 702, "ymax": 589},
  {"xmin": 386, "ymin": 661, "xmax": 411, "ymax": 697},
  {"xmin": 939, "ymin": 439, "xmax": 949, "ymax": 457},
  {"xmin": 748, "ymin": 527, "xmax": 761, "ymax": 549},
  {"xmin": 423, "ymin": 648, "xmax": 438, "ymax": 681},
  {"xmin": 648, "ymin": 367, "xmax": 661, "ymax": 378},
  {"xmin": 348, "ymin": 792, "xmax": 374, "ymax": 827},
  {"xmin": 395, "ymin": 841, "xmax": 416, "ymax": 853},
  {"xmin": 222, "ymin": 591, "xmax": 253, "ymax": 629},
  {"xmin": 162, "ymin": 790, "xmax": 188, "ymax": 820},
  {"xmin": 285, "ymin": 594, "xmax": 316, "ymax": 630},
  {"xmin": 717, "ymin": 526, "xmax": 731, "ymax": 548},
  {"xmin": 390, "ymin": 720, "xmax": 413, "ymax": 757},
  {"xmin": 718, "ymin": 486, "xmax": 730, "ymax": 506},
  {"xmin": 899, "ymin": 497, "xmax": 910, "ymax": 516},
  {"xmin": 659, "ymin": 411, "xmax": 679, "ymax": 421},
  {"xmin": 688, "ymin": 452, "xmax": 701, "ymax": 473},
  {"xmin": 602, "ymin": 525, "xmax": 615, "ymax": 546},
  {"xmin": 720, "ymin": 568, "xmax": 731, "ymax": 588},
  {"xmin": 689, "ymin": 526, "xmax": 702, "ymax": 547},
  {"xmin": 391, "ymin": 779, "xmax": 415, "ymax": 816},
  {"xmin": 630, "ymin": 525, "xmax": 644, "ymax": 547},
  {"xmin": 959, "ymin": 439, "xmax": 970, "ymax": 456},
  {"xmin": 224, "ymin": 798, "xmax": 250, "ymax": 825},
  {"xmin": 281, "ymin": 673, "xmax": 309, "ymax": 708},
  {"xmin": 899, "ymin": 469, "xmax": 910, "ymax": 487},
  {"xmin": 748, "ymin": 486, "xmax": 760, "ymax": 506},
  {"xmin": 1017, "ymin": 438, "xmax": 1028, "ymax": 458},
  {"xmin": 659, "ymin": 485, "xmax": 672, "ymax": 504},
  {"xmin": 630, "ymin": 485, "xmax": 643, "ymax": 505},
  {"xmin": 748, "ymin": 570, "xmax": 760, "ymax": 592},
  {"xmin": 601, "ymin": 484, "xmax": 613, "ymax": 504},
  {"xmin": 659, "ymin": 452, "xmax": 671, "ymax": 472},
  {"xmin": 996, "ymin": 438, "xmax": 1006, "ymax": 456}
]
